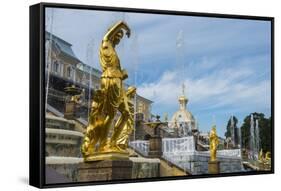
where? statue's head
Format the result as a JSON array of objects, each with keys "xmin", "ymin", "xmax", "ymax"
[
  {"xmin": 113, "ymin": 30, "xmax": 124, "ymax": 45},
  {"xmin": 210, "ymin": 125, "xmax": 217, "ymax": 136}
]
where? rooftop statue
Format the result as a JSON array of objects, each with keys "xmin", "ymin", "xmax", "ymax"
[{"xmin": 81, "ymin": 21, "xmax": 135, "ymax": 161}]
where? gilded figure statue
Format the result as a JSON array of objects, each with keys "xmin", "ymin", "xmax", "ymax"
[
  {"xmin": 209, "ymin": 125, "xmax": 219, "ymax": 162},
  {"xmin": 264, "ymin": 151, "xmax": 271, "ymax": 165},
  {"xmin": 257, "ymin": 150, "xmax": 271, "ymax": 167},
  {"xmin": 81, "ymin": 21, "xmax": 135, "ymax": 161},
  {"xmin": 70, "ymin": 89, "xmax": 85, "ymax": 104},
  {"xmin": 258, "ymin": 149, "xmax": 264, "ymax": 161}
]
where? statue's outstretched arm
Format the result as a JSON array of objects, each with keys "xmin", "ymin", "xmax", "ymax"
[{"xmin": 103, "ymin": 21, "xmax": 130, "ymax": 41}]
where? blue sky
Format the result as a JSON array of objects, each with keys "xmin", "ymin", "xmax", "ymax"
[{"xmin": 46, "ymin": 8, "xmax": 271, "ymax": 137}]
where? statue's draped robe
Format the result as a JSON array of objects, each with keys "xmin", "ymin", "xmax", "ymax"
[
  {"xmin": 99, "ymin": 39, "xmax": 124, "ymax": 116},
  {"xmin": 116, "ymin": 96, "xmax": 134, "ymax": 149}
]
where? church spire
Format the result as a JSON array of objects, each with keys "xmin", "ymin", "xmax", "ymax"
[
  {"xmin": 182, "ymin": 83, "xmax": 185, "ymax": 96},
  {"xmin": 179, "ymin": 83, "xmax": 188, "ymax": 110}
]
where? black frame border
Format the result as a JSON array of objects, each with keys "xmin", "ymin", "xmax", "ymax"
[{"xmin": 29, "ymin": 2, "xmax": 275, "ymax": 189}]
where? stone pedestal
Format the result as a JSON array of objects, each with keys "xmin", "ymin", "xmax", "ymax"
[
  {"xmin": 78, "ymin": 160, "xmax": 133, "ymax": 182},
  {"xmin": 84, "ymin": 152, "xmax": 130, "ymax": 162},
  {"xmin": 148, "ymin": 136, "xmax": 162, "ymax": 158},
  {"xmin": 64, "ymin": 101, "xmax": 76, "ymax": 119},
  {"xmin": 208, "ymin": 161, "xmax": 220, "ymax": 174}
]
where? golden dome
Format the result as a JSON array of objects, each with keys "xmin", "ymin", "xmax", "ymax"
[{"xmin": 169, "ymin": 84, "xmax": 196, "ymax": 131}]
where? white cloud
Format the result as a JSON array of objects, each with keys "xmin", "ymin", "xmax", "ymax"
[{"xmin": 137, "ymin": 61, "xmax": 271, "ymax": 115}]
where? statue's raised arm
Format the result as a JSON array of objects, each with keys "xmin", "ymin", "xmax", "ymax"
[
  {"xmin": 99, "ymin": 21, "xmax": 130, "ymax": 76},
  {"xmin": 103, "ymin": 21, "xmax": 131, "ymax": 42}
]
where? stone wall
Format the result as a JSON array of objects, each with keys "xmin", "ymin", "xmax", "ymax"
[
  {"xmin": 46, "ymin": 163, "xmax": 78, "ymax": 183},
  {"xmin": 46, "ymin": 157, "xmax": 160, "ymax": 183},
  {"xmin": 131, "ymin": 157, "xmax": 160, "ymax": 179},
  {"xmin": 189, "ymin": 155, "xmax": 242, "ymax": 174}
]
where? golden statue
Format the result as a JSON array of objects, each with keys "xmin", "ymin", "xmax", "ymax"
[
  {"xmin": 256, "ymin": 149, "xmax": 271, "ymax": 170},
  {"xmin": 209, "ymin": 125, "xmax": 219, "ymax": 162},
  {"xmin": 81, "ymin": 21, "xmax": 135, "ymax": 161},
  {"xmin": 70, "ymin": 89, "xmax": 85, "ymax": 104},
  {"xmin": 258, "ymin": 149, "xmax": 264, "ymax": 162},
  {"xmin": 64, "ymin": 85, "xmax": 84, "ymax": 104},
  {"xmin": 265, "ymin": 151, "xmax": 271, "ymax": 161}
]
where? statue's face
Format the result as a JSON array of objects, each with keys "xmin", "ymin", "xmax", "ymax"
[
  {"xmin": 113, "ymin": 38, "xmax": 120, "ymax": 45},
  {"xmin": 113, "ymin": 31, "xmax": 123, "ymax": 45}
]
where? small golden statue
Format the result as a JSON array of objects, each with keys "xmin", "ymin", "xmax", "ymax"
[
  {"xmin": 64, "ymin": 85, "xmax": 84, "ymax": 104},
  {"xmin": 209, "ymin": 125, "xmax": 219, "ymax": 162},
  {"xmin": 265, "ymin": 151, "xmax": 271, "ymax": 161},
  {"xmin": 70, "ymin": 89, "xmax": 85, "ymax": 104},
  {"xmin": 258, "ymin": 150, "xmax": 271, "ymax": 166},
  {"xmin": 258, "ymin": 149, "xmax": 264, "ymax": 162},
  {"xmin": 81, "ymin": 21, "xmax": 135, "ymax": 161}
]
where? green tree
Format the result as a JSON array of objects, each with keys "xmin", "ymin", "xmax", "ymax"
[
  {"xmin": 260, "ymin": 116, "xmax": 272, "ymax": 152},
  {"xmin": 224, "ymin": 116, "xmax": 238, "ymax": 138}
]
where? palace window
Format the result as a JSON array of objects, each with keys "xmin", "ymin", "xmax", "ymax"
[
  {"xmin": 82, "ymin": 73, "xmax": 87, "ymax": 85},
  {"xmin": 66, "ymin": 66, "xmax": 73, "ymax": 78},
  {"xmin": 138, "ymin": 102, "xmax": 144, "ymax": 113},
  {"xmin": 53, "ymin": 60, "xmax": 60, "ymax": 74}
]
